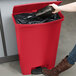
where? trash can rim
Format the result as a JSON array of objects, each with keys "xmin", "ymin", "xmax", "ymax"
[{"xmin": 12, "ymin": 12, "xmax": 64, "ymax": 27}]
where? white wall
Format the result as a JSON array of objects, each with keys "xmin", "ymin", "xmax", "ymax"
[
  {"xmin": 0, "ymin": 32, "xmax": 4, "ymax": 57},
  {"xmin": 0, "ymin": 0, "xmax": 57, "ymax": 56}
]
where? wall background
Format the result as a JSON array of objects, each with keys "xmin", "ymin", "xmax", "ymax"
[{"xmin": 0, "ymin": 0, "xmax": 57, "ymax": 62}]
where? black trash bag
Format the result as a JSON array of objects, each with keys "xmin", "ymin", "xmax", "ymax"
[{"xmin": 14, "ymin": 13, "xmax": 61, "ymax": 24}]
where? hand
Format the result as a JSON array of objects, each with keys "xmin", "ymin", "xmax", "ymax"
[{"xmin": 49, "ymin": 3, "xmax": 61, "ymax": 13}]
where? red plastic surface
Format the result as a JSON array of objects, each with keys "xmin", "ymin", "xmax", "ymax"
[{"xmin": 12, "ymin": 1, "xmax": 64, "ymax": 75}]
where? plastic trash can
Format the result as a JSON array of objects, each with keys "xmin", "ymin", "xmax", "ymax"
[{"xmin": 12, "ymin": 1, "xmax": 64, "ymax": 75}]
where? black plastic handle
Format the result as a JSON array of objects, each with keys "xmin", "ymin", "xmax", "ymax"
[
  {"xmin": 49, "ymin": 6, "xmax": 55, "ymax": 12},
  {"xmin": 35, "ymin": 5, "xmax": 55, "ymax": 17}
]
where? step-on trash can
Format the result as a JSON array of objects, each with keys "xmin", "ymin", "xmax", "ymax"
[{"xmin": 12, "ymin": 1, "xmax": 64, "ymax": 75}]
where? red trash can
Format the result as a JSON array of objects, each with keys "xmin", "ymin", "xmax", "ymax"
[{"xmin": 12, "ymin": 1, "xmax": 64, "ymax": 75}]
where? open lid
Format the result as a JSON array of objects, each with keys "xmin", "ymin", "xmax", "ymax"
[{"xmin": 13, "ymin": 1, "xmax": 62, "ymax": 15}]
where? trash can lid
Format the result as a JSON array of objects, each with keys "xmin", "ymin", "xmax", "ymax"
[{"xmin": 12, "ymin": 1, "xmax": 62, "ymax": 15}]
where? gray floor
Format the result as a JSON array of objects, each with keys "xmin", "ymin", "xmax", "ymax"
[
  {"xmin": 0, "ymin": 0, "xmax": 76, "ymax": 76},
  {"xmin": 56, "ymin": 0, "xmax": 76, "ymax": 65}
]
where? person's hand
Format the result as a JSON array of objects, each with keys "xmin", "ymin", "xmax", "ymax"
[{"xmin": 49, "ymin": 3, "xmax": 61, "ymax": 13}]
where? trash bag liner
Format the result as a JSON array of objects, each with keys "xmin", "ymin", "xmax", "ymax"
[{"xmin": 14, "ymin": 13, "xmax": 61, "ymax": 24}]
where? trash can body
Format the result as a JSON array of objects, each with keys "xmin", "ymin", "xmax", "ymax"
[{"xmin": 12, "ymin": 1, "xmax": 64, "ymax": 75}]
